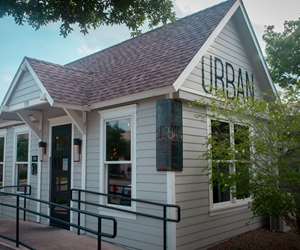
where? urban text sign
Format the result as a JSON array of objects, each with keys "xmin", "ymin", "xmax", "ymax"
[{"xmin": 201, "ymin": 55, "xmax": 255, "ymax": 100}]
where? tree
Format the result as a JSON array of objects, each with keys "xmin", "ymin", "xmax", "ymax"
[
  {"xmin": 263, "ymin": 19, "xmax": 300, "ymax": 88},
  {"xmin": 0, "ymin": 0, "xmax": 175, "ymax": 37},
  {"xmin": 195, "ymin": 89, "xmax": 300, "ymax": 233}
]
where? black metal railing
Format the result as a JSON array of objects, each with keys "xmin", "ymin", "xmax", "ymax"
[
  {"xmin": 0, "ymin": 185, "xmax": 31, "ymax": 221},
  {"xmin": 0, "ymin": 185, "xmax": 117, "ymax": 250},
  {"xmin": 71, "ymin": 188, "xmax": 181, "ymax": 250}
]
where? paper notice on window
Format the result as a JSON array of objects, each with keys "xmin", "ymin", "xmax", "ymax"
[{"xmin": 62, "ymin": 158, "xmax": 68, "ymax": 171}]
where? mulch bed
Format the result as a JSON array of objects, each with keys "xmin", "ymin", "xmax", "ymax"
[{"xmin": 208, "ymin": 229, "xmax": 300, "ymax": 250}]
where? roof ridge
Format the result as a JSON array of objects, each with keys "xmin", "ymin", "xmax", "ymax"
[
  {"xmin": 25, "ymin": 57, "xmax": 63, "ymax": 67},
  {"xmin": 25, "ymin": 56, "xmax": 96, "ymax": 75},
  {"xmin": 65, "ymin": 0, "xmax": 236, "ymax": 67}
]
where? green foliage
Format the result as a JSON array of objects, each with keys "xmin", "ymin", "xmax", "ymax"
[
  {"xmin": 195, "ymin": 89, "xmax": 300, "ymax": 232},
  {"xmin": 263, "ymin": 19, "xmax": 300, "ymax": 88},
  {"xmin": 0, "ymin": 0, "xmax": 175, "ymax": 37}
]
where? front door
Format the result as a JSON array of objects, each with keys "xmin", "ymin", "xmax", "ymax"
[{"xmin": 50, "ymin": 124, "xmax": 72, "ymax": 229}]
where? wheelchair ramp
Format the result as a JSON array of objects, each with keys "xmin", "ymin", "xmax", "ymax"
[{"xmin": 0, "ymin": 219, "xmax": 123, "ymax": 250}]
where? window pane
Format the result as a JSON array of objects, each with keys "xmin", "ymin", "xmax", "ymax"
[
  {"xmin": 17, "ymin": 164, "xmax": 28, "ymax": 187},
  {"xmin": 17, "ymin": 134, "xmax": 29, "ymax": 162},
  {"xmin": 236, "ymin": 162, "xmax": 250, "ymax": 199},
  {"xmin": 234, "ymin": 125, "xmax": 250, "ymax": 199},
  {"xmin": 234, "ymin": 125, "xmax": 250, "ymax": 160},
  {"xmin": 107, "ymin": 164, "xmax": 131, "ymax": 206},
  {"xmin": 211, "ymin": 120, "xmax": 230, "ymax": 160},
  {"xmin": 0, "ymin": 164, "xmax": 3, "ymax": 187},
  {"xmin": 213, "ymin": 162, "xmax": 231, "ymax": 203},
  {"xmin": 106, "ymin": 119, "xmax": 131, "ymax": 161},
  {"xmin": 0, "ymin": 137, "xmax": 4, "ymax": 162}
]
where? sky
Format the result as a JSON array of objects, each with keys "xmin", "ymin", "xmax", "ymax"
[{"xmin": 0, "ymin": 0, "xmax": 299, "ymax": 102}]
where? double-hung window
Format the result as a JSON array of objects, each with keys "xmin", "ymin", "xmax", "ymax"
[
  {"xmin": 15, "ymin": 133, "xmax": 29, "ymax": 187},
  {"xmin": 210, "ymin": 119, "xmax": 251, "ymax": 206},
  {"xmin": 100, "ymin": 105, "xmax": 136, "ymax": 208},
  {"xmin": 0, "ymin": 136, "xmax": 5, "ymax": 187}
]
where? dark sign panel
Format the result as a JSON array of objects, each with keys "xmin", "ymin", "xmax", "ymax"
[{"xmin": 156, "ymin": 99, "xmax": 183, "ymax": 171}]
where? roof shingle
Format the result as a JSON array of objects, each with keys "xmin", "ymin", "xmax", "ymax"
[{"xmin": 26, "ymin": 0, "xmax": 236, "ymax": 107}]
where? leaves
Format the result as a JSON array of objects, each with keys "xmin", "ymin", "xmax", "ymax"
[
  {"xmin": 195, "ymin": 88, "xmax": 300, "ymax": 232},
  {"xmin": 0, "ymin": 0, "xmax": 175, "ymax": 37},
  {"xmin": 263, "ymin": 19, "xmax": 300, "ymax": 88}
]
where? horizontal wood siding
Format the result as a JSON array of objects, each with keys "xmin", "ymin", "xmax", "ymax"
[
  {"xmin": 0, "ymin": 127, "xmax": 15, "ymax": 219},
  {"xmin": 0, "ymin": 126, "xmax": 40, "ymax": 222},
  {"xmin": 27, "ymin": 132, "xmax": 39, "ymax": 221},
  {"xmin": 182, "ymin": 18, "xmax": 263, "ymax": 100},
  {"xmin": 39, "ymin": 113, "xmax": 50, "ymax": 224},
  {"xmin": 175, "ymin": 104, "xmax": 261, "ymax": 249},
  {"xmin": 84, "ymin": 100, "xmax": 168, "ymax": 250},
  {"xmin": 71, "ymin": 126, "xmax": 83, "ymax": 226},
  {"xmin": 7, "ymin": 71, "xmax": 42, "ymax": 106}
]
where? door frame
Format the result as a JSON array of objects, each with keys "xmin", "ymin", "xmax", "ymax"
[{"xmin": 48, "ymin": 116, "xmax": 73, "ymax": 226}]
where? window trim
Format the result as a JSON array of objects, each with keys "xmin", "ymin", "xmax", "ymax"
[
  {"xmin": 13, "ymin": 126, "xmax": 30, "ymax": 188},
  {"xmin": 99, "ymin": 105, "xmax": 137, "ymax": 219},
  {"xmin": 207, "ymin": 117, "xmax": 252, "ymax": 213},
  {"xmin": 0, "ymin": 129, "xmax": 7, "ymax": 187}
]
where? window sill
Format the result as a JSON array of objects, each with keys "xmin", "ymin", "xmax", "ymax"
[{"xmin": 210, "ymin": 199, "xmax": 252, "ymax": 217}]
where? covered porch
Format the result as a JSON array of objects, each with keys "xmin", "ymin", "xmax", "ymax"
[{"xmin": 0, "ymin": 57, "xmax": 89, "ymax": 231}]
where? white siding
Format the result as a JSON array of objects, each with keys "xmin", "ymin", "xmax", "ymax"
[
  {"xmin": 0, "ymin": 127, "xmax": 15, "ymax": 219},
  {"xmin": 0, "ymin": 126, "xmax": 40, "ymax": 221},
  {"xmin": 39, "ymin": 113, "xmax": 50, "ymax": 224},
  {"xmin": 84, "ymin": 100, "xmax": 168, "ymax": 250},
  {"xmin": 175, "ymin": 104, "xmax": 262, "ymax": 250},
  {"xmin": 7, "ymin": 71, "xmax": 42, "ymax": 106},
  {"xmin": 176, "ymin": 15, "xmax": 266, "ymax": 249},
  {"xmin": 182, "ymin": 18, "xmax": 263, "ymax": 100}
]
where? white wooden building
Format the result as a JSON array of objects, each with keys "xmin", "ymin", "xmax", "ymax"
[{"xmin": 0, "ymin": 0, "xmax": 277, "ymax": 249}]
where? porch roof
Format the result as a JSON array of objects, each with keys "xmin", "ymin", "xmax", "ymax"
[{"xmin": 26, "ymin": 57, "xmax": 93, "ymax": 107}]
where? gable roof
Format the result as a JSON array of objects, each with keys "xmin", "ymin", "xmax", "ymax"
[
  {"xmin": 66, "ymin": 0, "xmax": 236, "ymax": 106},
  {"xmin": 26, "ymin": 58, "xmax": 93, "ymax": 107},
  {"xmin": 2, "ymin": 0, "xmax": 276, "ymax": 111}
]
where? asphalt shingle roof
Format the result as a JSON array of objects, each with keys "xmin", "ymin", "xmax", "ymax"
[{"xmin": 25, "ymin": 0, "xmax": 236, "ymax": 107}]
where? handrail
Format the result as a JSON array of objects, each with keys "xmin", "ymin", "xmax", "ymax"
[
  {"xmin": 0, "ymin": 184, "xmax": 31, "ymax": 195},
  {"xmin": 0, "ymin": 185, "xmax": 31, "ymax": 221},
  {"xmin": 0, "ymin": 185, "xmax": 117, "ymax": 250},
  {"xmin": 71, "ymin": 188, "xmax": 181, "ymax": 250}
]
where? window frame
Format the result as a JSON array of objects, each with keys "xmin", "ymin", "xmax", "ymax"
[
  {"xmin": 0, "ymin": 129, "xmax": 7, "ymax": 187},
  {"xmin": 99, "ymin": 105, "xmax": 137, "ymax": 217},
  {"xmin": 208, "ymin": 117, "xmax": 252, "ymax": 213},
  {"xmin": 13, "ymin": 126, "xmax": 30, "ymax": 189}
]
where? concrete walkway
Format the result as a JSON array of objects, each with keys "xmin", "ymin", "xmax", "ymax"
[{"xmin": 0, "ymin": 220, "xmax": 123, "ymax": 250}]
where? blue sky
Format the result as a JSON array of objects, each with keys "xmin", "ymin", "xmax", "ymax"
[{"xmin": 0, "ymin": 0, "xmax": 299, "ymax": 102}]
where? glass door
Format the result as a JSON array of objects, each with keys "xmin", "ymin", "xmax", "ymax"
[{"xmin": 50, "ymin": 124, "xmax": 72, "ymax": 229}]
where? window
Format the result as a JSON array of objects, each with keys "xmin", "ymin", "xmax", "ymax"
[
  {"xmin": 210, "ymin": 120, "xmax": 251, "ymax": 206},
  {"xmin": 234, "ymin": 125, "xmax": 251, "ymax": 199},
  {"xmin": 16, "ymin": 133, "xmax": 29, "ymax": 188},
  {"xmin": 101, "ymin": 106, "xmax": 136, "ymax": 208},
  {"xmin": 0, "ymin": 136, "xmax": 5, "ymax": 187}
]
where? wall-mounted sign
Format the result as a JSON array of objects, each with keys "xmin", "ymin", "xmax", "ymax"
[
  {"xmin": 156, "ymin": 99, "xmax": 183, "ymax": 172},
  {"xmin": 32, "ymin": 155, "xmax": 38, "ymax": 162},
  {"xmin": 31, "ymin": 155, "xmax": 38, "ymax": 175},
  {"xmin": 201, "ymin": 55, "xmax": 255, "ymax": 100}
]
